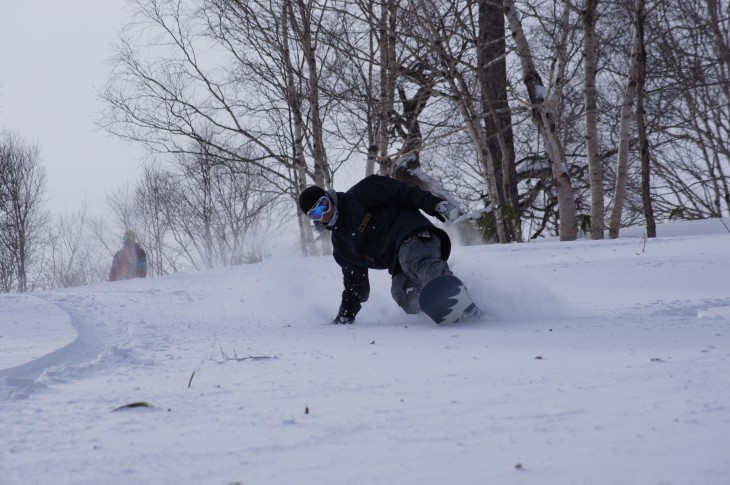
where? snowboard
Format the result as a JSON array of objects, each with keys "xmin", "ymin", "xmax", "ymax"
[{"xmin": 418, "ymin": 275, "xmax": 480, "ymax": 324}]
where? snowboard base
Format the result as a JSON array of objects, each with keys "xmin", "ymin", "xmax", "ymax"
[{"xmin": 419, "ymin": 275, "xmax": 480, "ymax": 324}]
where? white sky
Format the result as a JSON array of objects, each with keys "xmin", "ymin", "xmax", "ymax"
[{"xmin": 0, "ymin": 0, "xmax": 145, "ymax": 214}]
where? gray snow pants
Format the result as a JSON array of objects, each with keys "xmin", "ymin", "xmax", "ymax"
[{"xmin": 391, "ymin": 231, "xmax": 452, "ymax": 314}]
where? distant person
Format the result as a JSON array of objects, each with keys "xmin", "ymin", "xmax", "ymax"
[{"xmin": 109, "ymin": 230, "xmax": 148, "ymax": 281}]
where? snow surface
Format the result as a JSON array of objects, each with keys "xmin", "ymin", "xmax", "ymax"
[{"xmin": 1, "ymin": 218, "xmax": 729, "ymax": 485}]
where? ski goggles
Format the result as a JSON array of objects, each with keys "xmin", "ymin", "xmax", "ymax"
[{"xmin": 306, "ymin": 195, "xmax": 332, "ymax": 222}]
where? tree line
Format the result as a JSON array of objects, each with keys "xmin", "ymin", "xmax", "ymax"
[
  {"xmin": 2, "ymin": 0, "xmax": 728, "ymax": 291},
  {"xmin": 0, "ymin": 131, "xmax": 279, "ymax": 292},
  {"xmin": 99, "ymin": 0, "xmax": 729, "ymax": 246}
]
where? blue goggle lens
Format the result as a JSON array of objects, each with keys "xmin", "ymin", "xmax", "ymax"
[{"xmin": 307, "ymin": 196, "xmax": 331, "ymax": 221}]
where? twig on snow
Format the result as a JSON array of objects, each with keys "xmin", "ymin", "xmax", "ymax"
[{"xmin": 215, "ymin": 347, "xmax": 278, "ymax": 364}]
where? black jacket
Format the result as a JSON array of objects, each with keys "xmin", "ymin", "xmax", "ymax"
[{"xmin": 326, "ymin": 175, "xmax": 450, "ymax": 319}]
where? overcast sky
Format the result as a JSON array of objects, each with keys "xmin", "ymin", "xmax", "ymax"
[{"xmin": 0, "ymin": 0, "xmax": 145, "ymax": 214}]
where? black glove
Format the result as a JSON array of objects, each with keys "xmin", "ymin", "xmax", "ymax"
[{"xmin": 332, "ymin": 315, "xmax": 354, "ymax": 324}]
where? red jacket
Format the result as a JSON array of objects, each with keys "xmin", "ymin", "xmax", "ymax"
[{"xmin": 109, "ymin": 243, "xmax": 148, "ymax": 281}]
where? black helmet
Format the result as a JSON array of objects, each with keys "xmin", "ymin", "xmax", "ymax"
[{"xmin": 298, "ymin": 186, "xmax": 327, "ymax": 213}]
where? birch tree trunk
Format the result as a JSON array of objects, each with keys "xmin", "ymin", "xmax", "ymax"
[
  {"xmin": 609, "ymin": 0, "xmax": 642, "ymax": 239},
  {"xmin": 635, "ymin": 0, "xmax": 655, "ymax": 237},
  {"xmin": 392, "ymin": 84, "xmax": 432, "ymax": 188},
  {"xmin": 581, "ymin": 0, "xmax": 604, "ymax": 239},
  {"xmin": 288, "ymin": 0, "xmax": 331, "ymax": 188},
  {"xmin": 282, "ymin": 2, "xmax": 316, "ymax": 255},
  {"xmin": 479, "ymin": 0, "xmax": 522, "ymax": 242},
  {"xmin": 365, "ymin": 0, "xmax": 378, "ymax": 177},
  {"xmin": 503, "ymin": 0, "xmax": 578, "ymax": 240},
  {"xmin": 377, "ymin": 0, "xmax": 397, "ymax": 176}
]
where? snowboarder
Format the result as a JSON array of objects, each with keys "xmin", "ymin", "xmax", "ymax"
[
  {"xmin": 298, "ymin": 175, "xmax": 479, "ymax": 324},
  {"xmin": 109, "ymin": 230, "xmax": 148, "ymax": 281}
]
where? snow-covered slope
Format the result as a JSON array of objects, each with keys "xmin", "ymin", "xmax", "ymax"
[{"xmin": 1, "ymin": 219, "xmax": 729, "ymax": 484}]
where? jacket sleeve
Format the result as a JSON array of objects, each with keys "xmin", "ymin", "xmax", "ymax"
[
  {"xmin": 357, "ymin": 175, "xmax": 443, "ymax": 216},
  {"xmin": 337, "ymin": 263, "xmax": 370, "ymax": 320}
]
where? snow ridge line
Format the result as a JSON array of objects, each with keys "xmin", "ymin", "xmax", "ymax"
[{"xmin": 0, "ymin": 293, "xmax": 136, "ymax": 400}]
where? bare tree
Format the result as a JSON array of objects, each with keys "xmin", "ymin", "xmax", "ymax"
[
  {"xmin": 134, "ymin": 162, "xmax": 176, "ymax": 276},
  {"xmin": 634, "ymin": 0, "xmax": 655, "ymax": 237},
  {"xmin": 281, "ymin": 0, "xmax": 317, "ymax": 254},
  {"xmin": 647, "ymin": 0, "xmax": 730, "ymax": 220},
  {"xmin": 287, "ymin": 0, "xmax": 332, "ymax": 187},
  {"xmin": 106, "ymin": 184, "xmax": 138, "ymax": 235},
  {"xmin": 410, "ymin": 0, "xmax": 506, "ymax": 242},
  {"xmin": 115, "ymin": 137, "xmax": 280, "ymax": 271},
  {"xmin": 376, "ymin": 0, "xmax": 398, "ymax": 175},
  {"xmin": 210, "ymin": 162, "xmax": 281, "ymax": 265},
  {"xmin": 581, "ymin": 0, "xmax": 604, "ymax": 239},
  {"xmin": 504, "ymin": 0, "xmax": 578, "ymax": 240},
  {"xmin": 478, "ymin": 0, "xmax": 522, "ymax": 242},
  {"xmin": 41, "ymin": 205, "xmax": 110, "ymax": 289},
  {"xmin": 0, "ymin": 131, "xmax": 48, "ymax": 292},
  {"xmin": 100, "ymin": 0, "xmax": 310, "ymax": 250},
  {"xmin": 96, "ymin": 0, "xmax": 728, "ymax": 249},
  {"xmin": 608, "ymin": 0, "xmax": 643, "ymax": 239}
]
